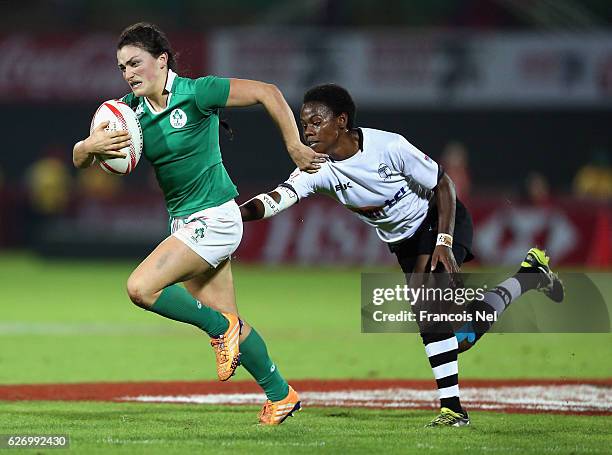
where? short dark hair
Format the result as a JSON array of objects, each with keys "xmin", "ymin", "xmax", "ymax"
[
  {"xmin": 303, "ymin": 84, "xmax": 356, "ymax": 129},
  {"xmin": 117, "ymin": 23, "xmax": 177, "ymax": 71}
]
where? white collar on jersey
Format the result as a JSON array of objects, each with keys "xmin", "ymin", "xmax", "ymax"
[
  {"xmin": 144, "ymin": 69, "xmax": 177, "ymax": 115},
  {"xmin": 165, "ymin": 69, "xmax": 177, "ymax": 93}
]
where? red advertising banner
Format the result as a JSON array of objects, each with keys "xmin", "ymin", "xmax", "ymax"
[
  {"xmin": 0, "ymin": 33, "xmax": 206, "ymax": 102},
  {"xmin": 4, "ymin": 190, "xmax": 608, "ymax": 267},
  {"xmin": 238, "ymin": 197, "xmax": 397, "ymax": 266},
  {"xmin": 237, "ymin": 197, "xmax": 611, "ymax": 267},
  {"xmin": 468, "ymin": 199, "xmax": 611, "ymax": 268}
]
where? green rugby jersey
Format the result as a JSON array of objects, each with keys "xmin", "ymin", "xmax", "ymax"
[{"xmin": 121, "ymin": 70, "xmax": 238, "ymax": 217}]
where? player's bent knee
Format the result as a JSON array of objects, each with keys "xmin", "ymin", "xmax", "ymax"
[{"xmin": 126, "ymin": 276, "xmax": 155, "ymax": 309}]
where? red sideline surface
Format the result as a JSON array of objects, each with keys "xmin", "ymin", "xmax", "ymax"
[
  {"xmin": 1, "ymin": 378, "xmax": 611, "ymax": 400},
  {"xmin": 1, "ymin": 378, "xmax": 611, "ymax": 415}
]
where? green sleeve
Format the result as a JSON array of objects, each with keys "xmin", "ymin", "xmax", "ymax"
[{"xmin": 195, "ymin": 76, "xmax": 230, "ymax": 112}]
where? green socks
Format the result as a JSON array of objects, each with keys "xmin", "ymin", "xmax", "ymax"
[
  {"xmin": 240, "ymin": 329, "xmax": 289, "ymax": 401},
  {"xmin": 150, "ymin": 285, "xmax": 229, "ymax": 337},
  {"xmin": 151, "ymin": 286, "xmax": 288, "ymax": 401}
]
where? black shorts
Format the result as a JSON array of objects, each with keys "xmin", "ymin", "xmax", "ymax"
[{"xmin": 388, "ymin": 198, "xmax": 474, "ymax": 273}]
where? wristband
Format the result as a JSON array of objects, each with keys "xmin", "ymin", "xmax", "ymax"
[
  {"xmin": 436, "ymin": 233, "xmax": 453, "ymax": 248},
  {"xmin": 252, "ymin": 186, "xmax": 298, "ymax": 219},
  {"xmin": 255, "ymin": 193, "xmax": 280, "ymax": 218}
]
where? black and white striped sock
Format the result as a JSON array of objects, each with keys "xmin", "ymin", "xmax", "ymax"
[
  {"xmin": 422, "ymin": 333, "xmax": 462, "ymax": 413},
  {"xmin": 470, "ymin": 277, "xmax": 524, "ymax": 338}
]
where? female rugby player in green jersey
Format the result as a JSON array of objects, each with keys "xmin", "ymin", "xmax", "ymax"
[{"xmin": 72, "ymin": 23, "xmax": 320, "ymax": 425}]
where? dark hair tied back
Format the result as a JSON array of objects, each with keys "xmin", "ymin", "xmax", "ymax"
[
  {"xmin": 118, "ymin": 23, "xmax": 236, "ymax": 138},
  {"xmin": 117, "ymin": 22, "xmax": 178, "ymax": 71}
]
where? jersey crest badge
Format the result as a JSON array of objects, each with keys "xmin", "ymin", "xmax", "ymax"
[
  {"xmin": 170, "ymin": 108, "xmax": 188, "ymax": 128},
  {"xmin": 378, "ymin": 163, "xmax": 392, "ymax": 181}
]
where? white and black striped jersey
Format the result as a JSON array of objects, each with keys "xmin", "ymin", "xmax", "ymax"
[{"xmin": 282, "ymin": 127, "xmax": 441, "ymax": 243}]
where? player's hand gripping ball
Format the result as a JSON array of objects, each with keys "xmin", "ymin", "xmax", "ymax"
[{"xmin": 90, "ymin": 99, "xmax": 143, "ymax": 175}]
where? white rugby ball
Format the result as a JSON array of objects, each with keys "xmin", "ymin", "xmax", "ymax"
[{"xmin": 90, "ymin": 99, "xmax": 143, "ymax": 175}]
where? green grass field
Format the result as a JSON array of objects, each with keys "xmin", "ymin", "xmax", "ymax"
[
  {"xmin": 0, "ymin": 253, "xmax": 610, "ymax": 454},
  {"xmin": 2, "ymin": 402, "xmax": 611, "ymax": 454}
]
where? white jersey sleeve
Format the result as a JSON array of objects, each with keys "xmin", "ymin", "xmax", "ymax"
[
  {"xmin": 282, "ymin": 167, "xmax": 319, "ymax": 200},
  {"xmin": 390, "ymin": 135, "xmax": 440, "ymax": 190}
]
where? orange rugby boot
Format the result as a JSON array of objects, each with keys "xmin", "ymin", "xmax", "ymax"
[
  {"xmin": 210, "ymin": 312, "xmax": 242, "ymax": 381},
  {"xmin": 258, "ymin": 385, "xmax": 301, "ymax": 425}
]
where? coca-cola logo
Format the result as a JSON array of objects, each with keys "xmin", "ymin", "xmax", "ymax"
[{"xmin": 0, "ymin": 34, "xmax": 127, "ymax": 100}]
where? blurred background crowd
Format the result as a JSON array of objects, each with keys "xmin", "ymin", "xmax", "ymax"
[{"xmin": 0, "ymin": 0, "xmax": 610, "ymax": 267}]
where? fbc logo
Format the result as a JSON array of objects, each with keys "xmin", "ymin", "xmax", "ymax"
[
  {"xmin": 384, "ymin": 186, "xmax": 407, "ymax": 208},
  {"xmin": 348, "ymin": 185, "xmax": 409, "ymax": 219}
]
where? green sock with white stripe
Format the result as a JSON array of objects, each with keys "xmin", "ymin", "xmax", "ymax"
[
  {"xmin": 239, "ymin": 329, "xmax": 289, "ymax": 401},
  {"xmin": 150, "ymin": 285, "xmax": 229, "ymax": 337}
]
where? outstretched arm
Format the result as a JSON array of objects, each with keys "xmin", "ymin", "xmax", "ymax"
[
  {"xmin": 240, "ymin": 186, "xmax": 298, "ymax": 221},
  {"xmin": 226, "ymin": 79, "xmax": 327, "ymax": 174}
]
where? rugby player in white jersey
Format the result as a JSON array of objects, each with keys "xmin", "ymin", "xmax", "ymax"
[{"xmin": 240, "ymin": 84, "xmax": 564, "ymax": 427}]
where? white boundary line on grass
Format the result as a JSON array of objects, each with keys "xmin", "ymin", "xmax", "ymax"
[{"xmin": 121, "ymin": 384, "xmax": 612, "ymax": 413}]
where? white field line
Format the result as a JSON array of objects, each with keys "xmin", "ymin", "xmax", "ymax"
[{"xmin": 121, "ymin": 384, "xmax": 612, "ymax": 413}]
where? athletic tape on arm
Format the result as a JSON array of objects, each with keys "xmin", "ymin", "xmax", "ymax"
[{"xmin": 253, "ymin": 186, "xmax": 298, "ymax": 218}]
